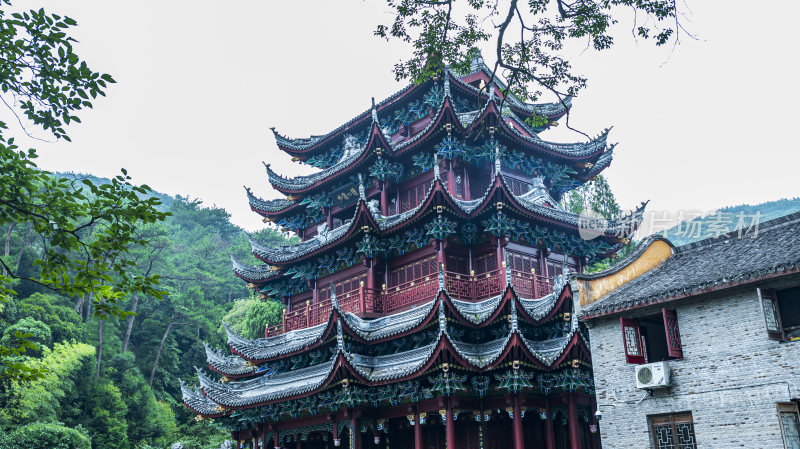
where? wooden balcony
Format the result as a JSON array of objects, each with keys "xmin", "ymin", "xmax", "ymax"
[{"xmin": 265, "ymin": 269, "xmax": 554, "ymax": 337}]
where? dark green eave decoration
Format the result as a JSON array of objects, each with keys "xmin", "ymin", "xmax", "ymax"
[
  {"xmin": 412, "ymin": 152, "xmax": 436, "ymax": 172},
  {"xmin": 336, "ymin": 247, "xmax": 361, "ymax": 267},
  {"xmin": 460, "ymin": 222, "xmax": 479, "ymax": 245},
  {"xmin": 481, "ymin": 212, "xmax": 612, "ymax": 262},
  {"xmin": 356, "ymin": 234, "xmax": 383, "ymax": 259},
  {"xmin": 495, "ymin": 368, "xmax": 534, "ymax": 393},
  {"xmin": 369, "ymin": 157, "xmax": 404, "ymax": 182},
  {"xmin": 425, "ymin": 215, "xmax": 457, "ymax": 241},
  {"xmin": 482, "ymin": 212, "xmax": 516, "ymax": 237},
  {"xmin": 435, "ymin": 135, "xmax": 467, "ymax": 160},
  {"xmin": 428, "ymin": 371, "xmax": 467, "ymax": 397}
]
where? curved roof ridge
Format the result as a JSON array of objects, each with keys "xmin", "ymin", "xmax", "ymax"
[
  {"xmin": 581, "ymin": 212, "xmax": 800, "ymax": 319},
  {"xmin": 265, "ymin": 135, "xmax": 370, "ymax": 192},
  {"xmin": 230, "ymin": 255, "xmax": 279, "ymax": 283},
  {"xmin": 449, "ymin": 66, "xmax": 571, "ymax": 117},
  {"xmin": 345, "ymin": 339, "xmax": 440, "ymax": 382},
  {"xmin": 198, "ymin": 357, "xmax": 337, "ymax": 407},
  {"xmin": 448, "ymin": 331, "xmax": 512, "ymax": 369},
  {"xmin": 341, "ymin": 299, "xmax": 437, "ymax": 341},
  {"xmin": 204, "ymin": 342, "xmax": 256, "ymax": 377},
  {"xmin": 225, "ymin": 321, "xmax": 329, "ymax": 361},
  {"xmin": 245, "ymin": 186, "xmax": 296, "ymax": 214},
  {"xmin": 181, "ymin": 380, "xmax": 226, "ymax": 416},
  {"xmin": 574, "ymin": 234, "xmax": 673, "ymax": 281},
  {"xmin": 249, "ymin": 206, "xmax": 357, "ymax": 263},
  {"xmin": 272, "ymin": 81, "xmax": 422, "ymax": 152}
]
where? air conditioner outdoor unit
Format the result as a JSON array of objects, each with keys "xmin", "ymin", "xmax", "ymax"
[{"xmin": 635, "ymin": 361, "xmax": 671, "ymax": 389}]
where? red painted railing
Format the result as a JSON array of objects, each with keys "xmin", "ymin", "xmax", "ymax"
[
  {"xmin": 509, "ymin": 269, "xmax": 553, "ymax": 298},
  {"xmin": 384, "ymin": 275, "xmax": 439, "ymax": 314},
  {"xmin": 265, "ymin": 270, "xmax": 555, "ymax": 336}
]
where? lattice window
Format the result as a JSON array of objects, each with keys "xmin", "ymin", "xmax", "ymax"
[
  {"xmin": 474, "ymin": 253, "xmax": 497, "ymax": 275},
  {"xmin": 318, "ymin": 272, "xmax": 366, "ymax": 302},
  {"xmin": 620, "ymin": 318, "xmax": 644, "ymax": 364},
  {"xmin": 508, "ymin": 250, "xmax": 540, "ymax": 274},
  {"xmin": 399, "ymin": 179, "xmax": 433, "ymax": 213},
  {"xmin": 390, "ymin": 255, "xmax": 437, "ymax": 287},
  {"xmin": 446, "ymin": 254, "xmax": 469, "ymax": 275},
  {"xmin": 779, "ymin": 403, "xmax": 800, "ymax": 449},
  {"xmin": 650, "ymin": 413, "xmax": 697, "ymax": 449}
]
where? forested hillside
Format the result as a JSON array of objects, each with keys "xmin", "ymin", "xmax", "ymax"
[
  {"xmin": 0, "ymin": 173, "xmax": 288, "ymax": 449},
  {"xmin": 659, "ymin": 197, "xmax": 800, "ymax": 246}
]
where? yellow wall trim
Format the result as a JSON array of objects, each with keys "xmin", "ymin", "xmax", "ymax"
[{"xmin": 577, "ymin": 240, "xmax": 673, "ymax": 308}]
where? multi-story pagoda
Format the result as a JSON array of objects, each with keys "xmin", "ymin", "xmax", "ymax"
[{"xmin": 182, "ymin": 53, "xmax": 645, "ymax": 449}]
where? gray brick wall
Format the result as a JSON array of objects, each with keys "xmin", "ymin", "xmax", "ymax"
[{"xmin": 585, "ymin": 287, "xmax": 800, "ymax": 448}]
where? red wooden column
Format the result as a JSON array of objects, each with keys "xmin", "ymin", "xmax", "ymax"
[
  {"xmin": 351, "ymin": 411, "xmax": 362, "ymax": 449},
  {"xmin": 325, "ymin": 207, "xmax": 332, "ymax": 230},
  {"xmin": 445, "ymin": 400, "xmax": 456, "ymax": 449},
  {"xmin": 274, "ymin": 429, "xmax": 280, "ymax": 449},
  {"xmin": 544, "ymin": 400, "xmax": 556, "ymax": 449},
  {"xmin": 447, "ymin": 161, "xmax": 456, "ymax": 196},
  {"xmin": 380, "ymin": 181, "xmax": 389, "ymax": 216},
  {"xmin": 512, "ymin": 395, "xmax": 524, "ymax": 449},
  {"xmin": 414, "ymin": 409, "xmax": 424, "ymax": 449},
  {"xmin": 295, "ymin": 436, "xmax": 302, "ymax": 449},
  {"xmin": 568, "ymin": 394, "xmax": 581, "ymax": 449},
  {"xmin": 332, "ymin": 419, "xmax": 339, "ymax": 447}
]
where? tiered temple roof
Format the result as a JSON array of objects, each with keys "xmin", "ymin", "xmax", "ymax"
[
  {"xmin": 185, "ymin": 269, "xmax": 587, "ymax": 414},
  {"xmin": 183, "ymin": 51, "xmax": 640, "ymax": 449}
]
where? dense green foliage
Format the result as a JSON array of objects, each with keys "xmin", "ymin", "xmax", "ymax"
[
  {"xmin": 375, "ymin": 0, "xmax": 685, "ymax": 130},
  {"xmin": 0, "ymin": 192, "xmax": 287, "ymax": 448},
  {"xmin": 0, "ymin": 422, "xmax": 91, "ymax": 449},
  {"xmin": 0, "ymin": 0, "xmax": 167, "ymax": 383}
]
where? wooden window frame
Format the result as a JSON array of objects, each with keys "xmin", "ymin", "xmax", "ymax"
[
  {"xmin": 621, "ymin": 309, "xmax": 683, "ymax": 364},
  {"xmin": 759, "ymin": 287, "xmax": 785, "ymax": 341},
  {"xmin": 649, "ymin": 412, "xmax": 697, "ymax": 449},
  {"xmin": 778, "ymin": 402, "xmax": 800, "ymax": 449}
]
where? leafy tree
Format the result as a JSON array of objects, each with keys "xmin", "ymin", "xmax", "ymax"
[
  {"xmin": 14, "ymin": 292, "xmax": 83, "ymax": 343},
  {"xmin": 561, "ymin": 175, "xmax": 621, "ymax": 219},
  {"xmin": 0, "ymin": 317, "xmax": 51, "ymax": 355},
  {"xmin": 0, "ymin": 341, "xmax": 95, "ymax": 426},
  {"xmin": 376, "ymin": 0, "xmax": 688, "ymax": 130},
  {"xmin": 0, "ymin": 1, "xmax": 168, "ymax": 382},
  {"xmin": 220, "ymin": 298, "xmax": 284, "ymax": 339},
  {"xmin": 0, "ymin": 422, "xmax": 91, "ymax": 449}
]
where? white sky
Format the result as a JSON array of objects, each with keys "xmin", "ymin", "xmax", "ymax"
[{"xmin": 6, "ymin": 1, "xmax": 800, "ymax": 232}]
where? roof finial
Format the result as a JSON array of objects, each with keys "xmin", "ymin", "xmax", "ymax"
[
  {"xmin": 509, "ymin": 292, "xmax": 519, "ymax": 332},
  {"xmin": 488, "ymin": 82, "xmax": 496, "ymax": 101},
  {"xmin": 494, "ymin": 141, "xmax": 502, "ymax": 174},
  {"xmin": 469, "ymin": 48, "xmax": 484, "ymax": 73},
  {"xmin": 438, "ymin": 291, "xmax": 447, "ymax": 333},
  {"xmin": 443, "ymin": 70, "xmax": 451, "ymax": 98},
  {"xmin": 438, "ymin": 261, "xmax": 446, "ymax": 291},
  {"xmin": 358, "ymin": 173, "xmax": 365, "ymax": 200},
  {"xmin": 330, "ymin": 282, "xmax": 339, "ymax": 310},
  {"xmin": 433, "ymin": 152, "xmax": 440, "ymax": 180},
  {"xmin": 504, "ymin": 254, "xmax": 511, "ymax": 287},
  {"xmin": 371, "ymin": 97, "xmax": 378, "ymax": 123},
  {"xmin": 336, "ymin": 318, "xmax": 345, "ymax": 353}
]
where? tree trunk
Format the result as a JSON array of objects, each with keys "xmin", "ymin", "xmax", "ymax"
[
  {"xmin": 121, "ymin": 294, "xmax": 139, "ymax": 354},
  {"xmin": 228, "ymin": 286, "xmax": 232, "ymax": 302},
  {"xmin": 95, "ymin": 298, "xmax": 105, "ymax": 382},
  {"xmin": 75, "ymin": 294, "xmax": 85, "ymax": 318},
  {"xmin": 2, "ymin": 222, "xmax": 15, "ymax": 276},
  {"xmin": 15, "ymin": 222, "xmax": 32, "ymax": 272},
  {"xmin": 84, "ymin": 292, "xmax": 93, "ymax": 321},
  {"xmin": 149, "ymin": 315, "xmax": 175, "ymax": 387}
]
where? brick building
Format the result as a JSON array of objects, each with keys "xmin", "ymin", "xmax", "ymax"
[{"xmin": 574, "ymin": 212, "xmax": 800, "ymax": 448}]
